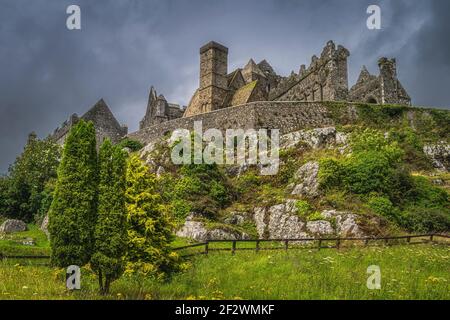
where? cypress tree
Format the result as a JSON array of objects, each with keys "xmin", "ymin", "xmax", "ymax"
[
  {"xmin": 91, "ymin": 139, "xmax": 127, "ymax": 294},
  {"xmin": 125, "ymin": 155, "xmax": 174, "ymax": 276},
  {"xmin": 49, "ymin": 120, "xmax": 98, "ymax": 267}
]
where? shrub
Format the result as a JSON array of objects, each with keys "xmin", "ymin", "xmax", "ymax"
[
  {"xmin": 367, "ymin": 196, "xmax": 403, "ymax": 223},
  {"xmin": 125, "ymin": 155, "xmax": 176, "ymax": 277},
  {"xmin": 91, "ymin": 140, "xmax": 127, "ymax": 295},
  {"xmin": 49, "ymin": 120, "xmax": 98, "ymax": 267},
  {"xmin": 403, "ymin": 208, "xmax": 450, "ymax": 233},
  {"xmin": 117, "ymin": 138, "xmax": 144, "ymax": 152},
  {"xmin": 295, "ymin": 200, "xmax": 313, "ymax": 217}
]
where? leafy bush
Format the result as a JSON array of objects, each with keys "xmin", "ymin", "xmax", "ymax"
[
  {"xmin": 402, "ymin": 208, "xmax": 450, "ymax": 233},
  {"xmin": 367, "ymin": 196, "xmax": 403, "ymax": 223},
  {"xmin": 295, "ymin": 200, "xmax": 312, "ymax": 217},
  {"xmin": 319, "ymin": 129, "xmax": 411, "ymax": 202},
  {"xmin": 3, "ymin": 134, "xmax": 60, "ymax": 222},
  {"xmin": 117, "ymin": 138, "xmax": 144, "ymax": 152}
]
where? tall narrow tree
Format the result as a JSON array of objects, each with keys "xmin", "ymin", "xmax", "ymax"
[
  {"xmin": 125, "ymin": 155, "xmax": 174, "ymax": 276},
  {"xmin": 49, "ymin": 120, "xmax": 98, "ymax": 267},
  {"xmin": 91, "ymin": 139, "xmax": 127, "ymax": 294}
]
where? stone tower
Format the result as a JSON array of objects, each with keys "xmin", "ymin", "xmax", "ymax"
[
  {"xmin": 198, "ymin": 41, "xmax": 229, "ymax": 113},
  {"xmin": 378, "ymin": 57, "xmax": 398, "ymax": 104},
  {"xmin": 321, "ymin": 41, "xmax": 350, "ymax": 101}
]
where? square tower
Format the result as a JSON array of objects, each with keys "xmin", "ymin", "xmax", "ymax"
[{"xmin": 198, "ymin": 41, "xmax": 229, "ymax": 113}]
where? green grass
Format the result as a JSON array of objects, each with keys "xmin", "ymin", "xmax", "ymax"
[
  {"xmin": 0, "ymin": 224, "xmax": 50, "ymax": 257},
  {"xmin": 0, "ymin": 244, "xmax": 448, "ymax": 300}
]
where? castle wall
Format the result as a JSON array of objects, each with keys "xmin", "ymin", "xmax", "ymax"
[{"xmin": 127, "ymin": 101, "xmax": 348, "ymax": 145}]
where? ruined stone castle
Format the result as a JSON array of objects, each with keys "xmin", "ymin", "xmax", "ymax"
[{"xmin": 51, "ymin": 40, "xmax": 411, "ymax": 146}]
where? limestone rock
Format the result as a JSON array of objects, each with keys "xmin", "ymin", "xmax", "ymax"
[
  {"xmin": 0, "ymin": 219, "xmax": 27, "ymax": 234},
  {"xmin": 224, "ymin": 212, "xmax": 246, "ymax": 226},
  {"xmin": 423, "ymin": 142, "xmax": 450, "ymax": 171},
  {"xmin": 306, "ymin": 220, "xmax": 334, "ymax": 235},
  {"xmin": 321, "ymin": 210, "xmax": 364, "ymax": 237},
  {"xmin": 291, "ymin": 161, "xmax": 320, "ymax": 197},
  {"xmin": 280, "ymin": 127, "xmax": 348, "ymax": 150},
  {"xmin": 254, "ymin": 202, "xmax": 307, "ymax": 239},
  {"xmin": 40, "ymin": 214, "xmax": 49, "ymax": 237},
  {"xmin": 176, "ymin": 214, "xmax": 249, "ymax": 241}
]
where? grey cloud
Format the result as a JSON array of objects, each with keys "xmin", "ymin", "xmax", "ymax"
[{"xmin": 0, "ymin": 0, "xmax": 449, "ymax": 172}]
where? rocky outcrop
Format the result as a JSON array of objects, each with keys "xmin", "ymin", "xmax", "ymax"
[
  {"xmin": 40, "ymin": 214, "xmax": 49, "ymax": 237},
  {"xmin": 254, "ymin": 200, "xmax": 308, "ymax": 239},
  {"xmin": 291, "ymin": 161, "xmax": 320, "ymax": 197},
  {"xmin": 280, "ymin": 127, "xmax": 348, "ymax": 151},
  {"xmin": 253, "ymin": 201, "xmax": 370, "ymax": 239},
  {"xmin": 423, "ymin": 142, "xmax": 450, "ymax": 171},
  {"xmin": 224, "ymin": 212, "xmax": 246, "ymax": 226},
  {"xmin": 176, "ymin": 214, "xmax": 249, "ymax": 241},
  {"xmin": 321, "ymin": 210, "xmax": 364, "ymax": 237},
  {"xmin": 306, "ymin": 220, "xmax": 334, "ymax": 235},
  {"xmin": 0, "ymin": 219, "xmax": 27, "ymax": 234}
]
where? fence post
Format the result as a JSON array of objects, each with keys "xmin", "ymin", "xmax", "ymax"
[
  {"xmin": 256, "ymin": 240, "xmax": 260, "ymax": 253},
  {"xmin": 430, "ymin": 235, "xmax": 434, "ymax": 242},
  {"xmin": 336, "ymin": 238, "xmax": 341, "ymax": 250},
  {"xmin": 407, "ymin": 236, "xmax": 411, "ymax": 244},
  {"xmin": 284, "ymin": 240, "xmax": 289, "ymax": 251},
  {"xmin": 385, "ymin": 238, "xmax": 389, "ymax": 246},
  {"xmin": 318, "ymin": 239, "xmax": 322, "ymax": 250},
  {"xmin": 232, "ymin": 240, "xmax": 236, "ymax": 255},
  {"xmin": 364, "ymin": 238, "xmax": 369, "ymax": 246},
  {"xmin": 204, "ymin": 242, "xmax": 209, "ymax": 255}
]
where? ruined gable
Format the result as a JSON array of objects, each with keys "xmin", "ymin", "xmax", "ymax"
[
  {"xmin": 349, "ymin": 58, "xmax": 411, "ymax": 105},
  {"xmin": 50, "ymin": 99, "xmax": 128, "ymax": 146}
]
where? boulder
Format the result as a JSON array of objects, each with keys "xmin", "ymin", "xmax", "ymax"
[
  {"xmin": 306, "ymin": 220, "xmax": 334, "ymax": 235},
  {"xmin": 291, "ymin": 161, "xmax": 320, "ymax": 197},
  {"xmin": 423, "ymin": 142, "xmax": 450, "ymax": 171},
  {"xmin": 321, "ymin": 210, "xmax": 364, "ymax": 237},
  {"xmin": 0, "ymin": 219, "xmax": 27, "ymax": 234},
  {"xmin": 254, "ymin": 201, "xmax": 308, "ymax": 239},
  {"xmin": 176, "ymin": 214, "xmax": 249, "ymax": 241}
]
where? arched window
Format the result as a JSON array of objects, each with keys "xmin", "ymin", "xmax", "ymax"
[{"xmin": 366, "ymin": 97, "xmax": 377, "ymax": 104}]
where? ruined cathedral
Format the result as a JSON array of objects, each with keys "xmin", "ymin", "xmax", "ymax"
[{"xmin": 51, "ymin": 40, "xmax": 411, "ymax": 145}]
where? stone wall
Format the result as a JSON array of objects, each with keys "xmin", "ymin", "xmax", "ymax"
[{"xmin": 128, "ymin": 101, "xmax": 354, "ymax": 145}]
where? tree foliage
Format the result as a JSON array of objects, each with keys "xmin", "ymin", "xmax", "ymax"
[
  {"xmin": 49, "ymin": 120, "xmax": 98, "ymax": 267},
  {"xmin": 91, "ymin": 139, "xmax": 127, "ymax": 294},
  {"xmin": 3, "ymin": 133, "xmax": 60, "ymax": 221},
  {"xmin": 125, "ymin": 155, "xmax": 175, "ymax": 277}
]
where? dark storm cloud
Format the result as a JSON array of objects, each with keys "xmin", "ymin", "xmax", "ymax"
[{"xmin": 0, "ymin": 0, "xmax": 449, "ymax": 172}]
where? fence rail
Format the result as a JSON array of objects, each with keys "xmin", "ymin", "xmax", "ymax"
[
  {"xmin": 173, "ymin": 233, "xmax": 450, "ymax": 257},
  {"xmin": 1, "ymin": 234, "xmax": 448, "ymax": 260}
]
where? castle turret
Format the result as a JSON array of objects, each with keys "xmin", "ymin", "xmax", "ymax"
[
  {"xmin": 378, "ymin": 57, "xmax": 398, "ymax": 104},
  {"xmin": 198, "ymin": 41, "xmax": 229, "ymax": 113}
]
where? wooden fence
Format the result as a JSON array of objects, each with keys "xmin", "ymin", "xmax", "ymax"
[
  {"xmin": 172, "ymin": 234, "xmax": 450, "ymax": 257},
  {"xmin": 1, "ymin": 234, "xmax": 448, "ymax": 260}
]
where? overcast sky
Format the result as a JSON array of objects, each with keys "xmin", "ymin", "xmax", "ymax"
[{"xmin": 1, "ymin": 0, "xmax": 449, "ymax": 172}]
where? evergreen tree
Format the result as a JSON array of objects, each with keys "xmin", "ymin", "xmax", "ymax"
[
  {"xmin": 125, "ymin": 155, "xmax": 174, "ymax": 276},
  {"xmin": 91, "ymin": 139, "xmax": 127, "ymax": 294},
  {"xmin": 49, "ymin": 120, "xmax": 98, "ymax": 267}
]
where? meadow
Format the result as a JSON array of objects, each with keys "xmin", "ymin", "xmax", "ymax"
[{"xmin": 0, "ymin": 242, "xmax": 448, "ymax": 300}]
